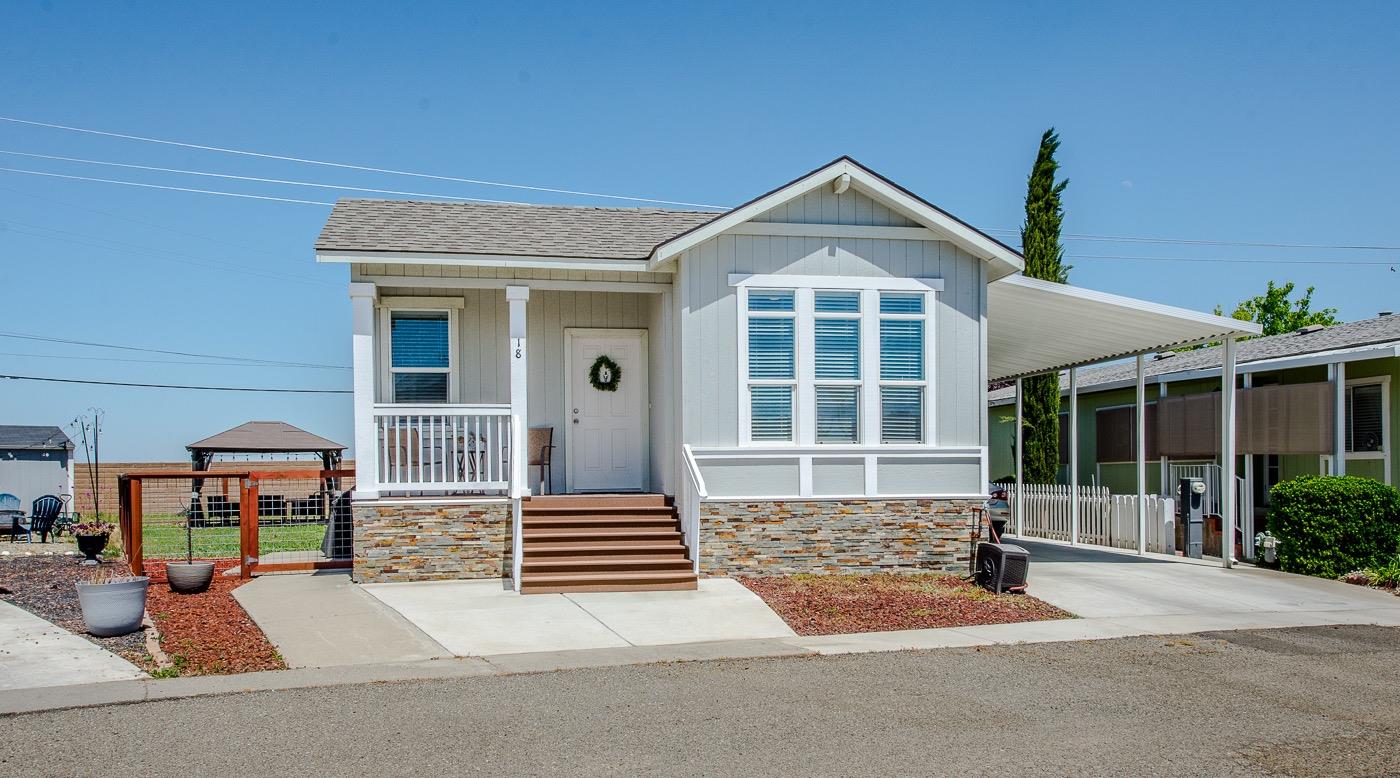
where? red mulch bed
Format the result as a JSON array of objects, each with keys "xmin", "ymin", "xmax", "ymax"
[
  {"xmin": 143, "ymin": 560, "xmax": 285, "ymax": 676},
  {"xmin": 737, "ymin": 573, "xmax": 1073, "ymax": 636}
]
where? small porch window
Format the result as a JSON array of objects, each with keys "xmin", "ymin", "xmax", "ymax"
[{"xmin": 388, "ymin": 309, "xmax": 453, "ymax": 403}]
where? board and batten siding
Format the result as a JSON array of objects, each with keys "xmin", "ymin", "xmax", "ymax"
[
  {"xmin": 370, "ymin": 284, "xmax": 666, "ymax": 494},
  {"xmin": 676, "ymin": 233, "xmax": 987, "ymax": 450}
]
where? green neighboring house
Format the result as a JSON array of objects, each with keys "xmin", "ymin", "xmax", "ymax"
[{"xmin": 988, "ymin": 313, "xmax": 1399, "ymax": 525}]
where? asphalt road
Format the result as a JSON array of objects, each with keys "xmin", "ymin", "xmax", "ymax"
[{"xmin": 3, "ymin": 625, "xmax": 1399, "ymax": 777}]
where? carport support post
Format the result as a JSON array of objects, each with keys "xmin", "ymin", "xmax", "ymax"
[
  {"xmin": 1221, "ymin": 335, "xmax": 1238, "ymax": 569},
  {"xmin": 1014, "ymin": 377, "xmax": 1024, "ymax": 536},
  {"xmin": 1068, "ymin": 367, "xmax": 1079, "ymax": 545},
  {"xmin": 1330, "ymin": 362, "xmax": 1347, "ymax": 476},
  {"xmin": 1135, "ymin": 355, "xmax": 1147, "ymax": 554}
]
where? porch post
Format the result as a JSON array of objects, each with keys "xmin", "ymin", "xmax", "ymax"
[
  {"xmin": 1014, "ymin": 377, "xmax": 1024, "ymax": 536},
  {"xmin": 1159, "ymin": 380, "xmax": 1170, "ymax": 497},
  {"xmin": 1135, "ymin": 354, "xmax": 1147, "ymax": 554},
  {"xmin": 1068, "ymin": 367, "xmax": 1079, "ymax": 545},
  {"xmin": 349, "ymin": 282, "xmax": 379, "ymax": 498},
  {"xmin": 506, "ymin": 285, "xmax": 530, "ymax": 494},
  {"xmin": 1221, "ymin": 335, "xmax": 1238, "ymax": 568},
  {"xmin": 1331, "ymin": 361, "xmax": 1347, "ymax": 476},
  {"xmin": 1242, "ymin": 372, "xmax": 1254, "ymax": 558}
]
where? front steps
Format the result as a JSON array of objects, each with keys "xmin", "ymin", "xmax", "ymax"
[{"xmin": 519, "ymin": 494, "xmax": 698, "ymax": 594}]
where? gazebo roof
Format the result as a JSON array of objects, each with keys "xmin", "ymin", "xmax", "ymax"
[{"xmin": 186, "ymin": 421, "xmax": 346, "ymax": 454}]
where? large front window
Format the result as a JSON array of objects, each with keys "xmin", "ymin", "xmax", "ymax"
[
  {"xmin": 741, "ymin": 281, "xmax": 933, "ymax": 445},
  {"xmin": 389, "ymin": 310, "xmax": 451, "ymax": 403}
]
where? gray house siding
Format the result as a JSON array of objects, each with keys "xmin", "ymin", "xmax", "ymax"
[
  {"xmin": 0, "ymin": 450, "xmax": 70, "ymax": 511},
  {"xmin": 676, "ymin": 234, "xmax": 986, "ymax": 449}
]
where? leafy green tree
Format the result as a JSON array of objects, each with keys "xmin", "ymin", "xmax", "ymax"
[
  {"xmin": 1019, "ymin": 129, "xmax": 1069, "ymax": 483},
  {"xmin": 1219, "ymin": 280, "xmax": 1340, "ymax": 337}
]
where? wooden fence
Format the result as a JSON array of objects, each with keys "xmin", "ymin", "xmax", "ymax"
[{"xmin": 1005, "ymin": 483, "xmax": 1176, "ymax": 554}]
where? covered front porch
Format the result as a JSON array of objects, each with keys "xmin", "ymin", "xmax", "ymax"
[{"xmin": 348, "ymin": 276, "xmax": 675, "ymax": 500}]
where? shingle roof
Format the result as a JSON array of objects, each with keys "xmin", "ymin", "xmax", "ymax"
[
  {"xmin": 988, "ymin": 314, "xmax": 1400, "ymax": 405},
  {"xmin": 187, "ymin": 421, "xmax": 345, "ymax": 453},
  {"xmin": 0, "ymin": 425, "xmax": 73, "ymax": 451},
  {"xmin": 315, "ymin": 199, "xmax": 721, "ymax": 260}
]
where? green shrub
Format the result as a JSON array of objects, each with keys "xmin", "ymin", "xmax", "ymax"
[{"xmin": 1266, "ymin": 475, "xmax": 1400, "ymax": 579}]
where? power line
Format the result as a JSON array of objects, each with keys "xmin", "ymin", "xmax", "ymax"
[
  {"xmin": 0, "ymin": 331, "xmax": 351, "ymax": 370},
  {"xmin": 1068, "ymin": 253, "xmax": 1396, "ymax": 267},
  {"xmin": 0, "ymin": 373, "xmax": 350, "ymax": 393},
  {"xmin": 0, "ymin": 149, "xmax": 525, "ymax": 204},
  {"xmin": 0, "ymin": 115, "xmax": 729, "ymax": 209},
  {"xmin": 0, "ymin": 166, "xmax": 333, "ymax": 205},
  {"xmin": 0, "ymin": 351, "xmax": 343, "ymax": 369},
  {"xmin": 986, "ymin": 228, "xmax": 1399, "ymax": 252}
]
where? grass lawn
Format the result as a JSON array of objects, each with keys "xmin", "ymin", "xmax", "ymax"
[
  {"xmin": 138, "ymin": 522, "xmax": 327, "ymax": 560},
  {"xmin": 738, "ymin": 573, "xmax": 1073, "ymax": 636}
]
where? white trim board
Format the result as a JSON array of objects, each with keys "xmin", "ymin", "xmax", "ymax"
[
  {"xmin": 726, "ymin": 223, "xmax": 940, "ymax": 240},
  {"xmin": 320, "ymin": 250, "xmax": 667, "ymax": 274},
  {"xmin": 361, "ymin": 275, "xmax": 671, "ymax": 295},
  {"xmin": 728, "ymin": 273, "xmax": 944, "ymax": 292}
]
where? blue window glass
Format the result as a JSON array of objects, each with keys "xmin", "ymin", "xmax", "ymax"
[
  {"xmin": 748, "ymin": 318, "xmax": 795, "ymax": 380},
  {"xmin": 816, "ymin": 386, "xmax": 859, "ymax": 443},
  {"xmin": 814, "ymin": 291, "xmax": 860, "ymax": 313},
  {"xmin": 391, "ymin": 311, "xmax": 450, "ymax": 368},
  {"xmin": 881, "ymin": 387, "xmax": 923, "ymax": 443},
  {"xmin": 880, "ymin": 320, "xmax": 924, "ymax": 380},
  {"xmin": 880, "ymin": 293, "xmax": 924, "ymax": 314},
  {"xmin": 748, "ymin": 290, "xmax": 795, "ymax": 312},
  {"xmin": 814, "ymin": 319, "xmax": 860, "ymax": 380},
  {"xmin": 750, "ymin": 386, "xmax": 794, "ymax": 441}
]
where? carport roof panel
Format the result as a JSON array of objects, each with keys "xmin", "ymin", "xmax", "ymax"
[{"xmin": 988, "ymin": 275, "xmax": 1261, "ymax": 381}]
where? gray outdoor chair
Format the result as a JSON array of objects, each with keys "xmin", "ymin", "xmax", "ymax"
[{"xmin": 0, "ymin": 493, "xmax": 23, "ymax": 541}]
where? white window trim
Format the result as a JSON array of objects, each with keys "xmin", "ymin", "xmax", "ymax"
[
  {"xmin": 377, "ymin": 299, "xmax": 461, "ymax": 404},
  {"xmin": 1344, "ymin": 375, "xmax": 1389, "ymax": 464},
  {"xmin": 734, "ymin": 274, "xmax": 939, "ymax": 448}
]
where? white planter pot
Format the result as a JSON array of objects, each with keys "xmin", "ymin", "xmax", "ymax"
[{"xmin": 76, "ymin": 576, "xmax": 149, "ymax": 637}]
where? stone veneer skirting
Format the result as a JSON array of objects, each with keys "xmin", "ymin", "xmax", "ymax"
[
  {"xmin": 699, "ymin": 499, "xmax": 977, "ymax": 576},
  {"xmin": 353, "ymin": 500, "xmax": 511, "ymax": 583}
]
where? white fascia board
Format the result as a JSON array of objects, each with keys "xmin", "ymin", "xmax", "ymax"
[
  {"xmin": 359, "ymin": 275, "xmax": 670, "ymax": 295},
  {"xmin": 317, "ymin": 250, "xmax": 665, "ymax": 274},
  {"xmin": 647, "ymin": 158, "xmax": 1026, "ymax": 279},
  {"xmin": 998, "ymin": 274, "xmax": 1262, "ymax": 338},
  {"xmin": 728, "ymin": 273, "xmax": 944, "ymax": 292},
  {"xmin": 986, "ymin": 342, "xmax": 1400, "ymax": 407},
  {"xmin": 726, "ymin": 223, "xmax": 940, "ymax": 240}
]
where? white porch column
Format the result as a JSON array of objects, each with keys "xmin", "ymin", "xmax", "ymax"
[
  {"xmin": 1331, "ymin": 361, "xmax": 1347, "ymax": 476},
  {"xmin": 506, "ymin": 285, "xmax": 530, "ymax": 495},
  {"xmin": 1221, "ymin": 335, "xmax": 1238, "ymax": 568},
  {"xmin": 349, "ymin": 282, "xmax": 379, "ymax": 498},
  {"xmin": 1159, "ymin": 380, "xmax": 1170, "ymax": 497},
  {"xmin": 1135, "ymin": 354, "xmax": 1147, "ymax": 554},
  {"xmin": 1242, "ymin": 372, "xmax": 1254, "ymax": 558},
  {"xmin": 1014, "ymin": 377, "xmax": 1024, "ymax": 536},
  {"xmin": 1068, "ymin": 367, "xmax": 1079, "ymax": 545}
]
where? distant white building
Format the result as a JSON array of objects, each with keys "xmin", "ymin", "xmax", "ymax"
[{"xmin": 0, "ymin": 426, "xmax": 74, "ymax": 513}]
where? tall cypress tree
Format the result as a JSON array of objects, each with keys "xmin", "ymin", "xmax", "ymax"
[{"xmin": 1019, "ymin": 128, "xmax": 1069, "ymax": 484}]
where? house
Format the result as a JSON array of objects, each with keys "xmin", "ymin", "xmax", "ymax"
[
  {"xmin": 987, "ymin": 313, "xmax": 1400, "ymax": 555},
  {"xmin": 316, "ymin": 157, "xmax": 1257, "ymax": 591},
  {"xmin": 0, "ymin": 425, "xmax": 75, "ymax": 514}
]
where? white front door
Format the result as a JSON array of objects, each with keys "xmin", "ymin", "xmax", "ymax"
[{"xmin": 565, "ymin": 328, "xmax": 648, "ymax": 492}]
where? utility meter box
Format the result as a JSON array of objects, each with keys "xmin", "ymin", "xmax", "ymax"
[{"xmin": 1177, "ymin": 477, "xmax": 1206, "ymax": 558}]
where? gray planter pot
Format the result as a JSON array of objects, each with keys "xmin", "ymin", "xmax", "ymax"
[
  {"xmin": 76, "ymin": 576, "xmax": 149, "ymax": 637},
  {"xmin": 166, "ymin": 561, "xmax": 216, "ymax": 593}
]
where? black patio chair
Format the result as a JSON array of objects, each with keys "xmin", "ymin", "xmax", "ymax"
[{"xmin": 27, "ymin": 495, "xmax": 63, "ymax": 543}]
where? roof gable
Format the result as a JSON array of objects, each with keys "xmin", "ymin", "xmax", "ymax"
[{"xmin": 647, "ymin": 156, "xmax": 1025, "ymax": 279}]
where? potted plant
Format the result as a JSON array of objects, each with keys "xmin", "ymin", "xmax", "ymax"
[
  {"xmin": 166, "ymin": 504, "xmax": 214, "ymax": 593},
  {"xmin": 72, "ymin": 520, "xmax": 113, "ymax": 565},
  {"xmin": 76, "ymin": 565, "xmax": 149, "ymax": 637}
]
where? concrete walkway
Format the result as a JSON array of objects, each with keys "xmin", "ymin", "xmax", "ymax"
[
  {"xmin": 232, "ymin": 571, "xmax": 450, "ymax": 667},
  {"xmin": 360, "ymin": 578, "xmax": 797, "ymax": 656},
  {"xmin": 0, "ymin": 600, "xmax": 145, "ymax": 691}
]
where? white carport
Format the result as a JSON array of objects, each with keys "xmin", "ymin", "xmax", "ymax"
[{"xmin": 987, "ymin": 275, "xmax": 1262, "ymax": 569}]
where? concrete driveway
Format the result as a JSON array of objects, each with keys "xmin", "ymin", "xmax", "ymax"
[
  {"xmin": 361, "ymin": 578, "xmax": 797, "ymax": 656},
  {"xmin": 1015, "ymin": 537, "xmax": 1400, "ymax": 632}
]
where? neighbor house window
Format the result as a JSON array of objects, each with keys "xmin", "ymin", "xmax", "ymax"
[
  {"xmin": 1346, "ymin": 382, "xmax": 1385, "ymax": 453},
  {"xmin": 878, "ymin": 293, "xmax": 925, "ymax": 443},
  {"xmin": 389, "ymin": 310, "xmax": 452, "ymax": 403},
  {"xmin": 747, "ymin": 290, "xmax": 795, "ymax": 441}
]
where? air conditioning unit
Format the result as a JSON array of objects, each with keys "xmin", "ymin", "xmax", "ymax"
[{"xmin": 975, "ymin": 542, "xmax": 1030, "ymax": 593}]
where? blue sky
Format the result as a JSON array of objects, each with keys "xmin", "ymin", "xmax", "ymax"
[{"xmin": 2, "ymin": 0, "xmax": 1397, "ymax": 460}]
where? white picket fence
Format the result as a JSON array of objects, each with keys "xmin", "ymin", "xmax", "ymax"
[{"xmin": 1004, "ymin": 483, "xmax": 1177, "ymax": 554}]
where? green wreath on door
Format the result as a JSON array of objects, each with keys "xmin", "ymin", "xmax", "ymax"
[{"xmin": 588, "ymin": 354, "xmax": 622, "ymax": 392}]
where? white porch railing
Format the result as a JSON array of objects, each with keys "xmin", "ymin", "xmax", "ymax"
[
  {"xmin": 678, "ymin": 444, "xmax": 708, "ymax": 575},
  {"xmin": 373, "ymin": 404, "xmax": 512, "ymax": 492},
  {"xmin": 1005, "ymin": 483, "xmax": 1177, "ymax": 554}
]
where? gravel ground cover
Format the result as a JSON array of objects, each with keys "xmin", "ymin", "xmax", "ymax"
[
  {"xmin": 0, "ymin": 555, "xmax": 151, "ymax": 666},
  {"xmin": 143, "ymin": 560, "xmax": 285, "ymax": 676},
  {"xmin": 738, "ymin": 572, "xmax": 1072, "ymax": 635}
]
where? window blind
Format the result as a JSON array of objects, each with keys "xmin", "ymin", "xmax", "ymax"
[
  {"xmin": 392, "ymin": 374, "xmax": 448, "ymax": 404},
  {"xmin": 880, "ymin": 293, "xmax": 924, "ymax": 314},
  {"xmin": 814, "ymin": 290, "xmax": 860, "ymax": 313},
  {"xmin": 748, "ymin": 318, "xmax": 795, "ymax": 379},
  {"xmin": 816, "ymin": 386, "xmax": 859, "ymax": 443},
  {"xmin": 815, "ymin": 319, "xmax": 860, "ymax": 379},
  {"xmin": 748, "ymin": 290, "xmax": 795, "ymax": 312},
  {"xmin": 390, "ymin": 311, "xmax": 450, "ymax": 368},
  {"xmin": 750, "ymin": 385, "xmax": 794, "ymax": 441},
  {"xmin": 1349, "ymin": 384, "xmax": 1384, "ymax": 452},
  {"xmin": 879, "ymin": 320, "xmax": 924, "ymax": 380},
  {"xmin": 880, "ymin": 386, "xmax": 923, "ymax": 443}
]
